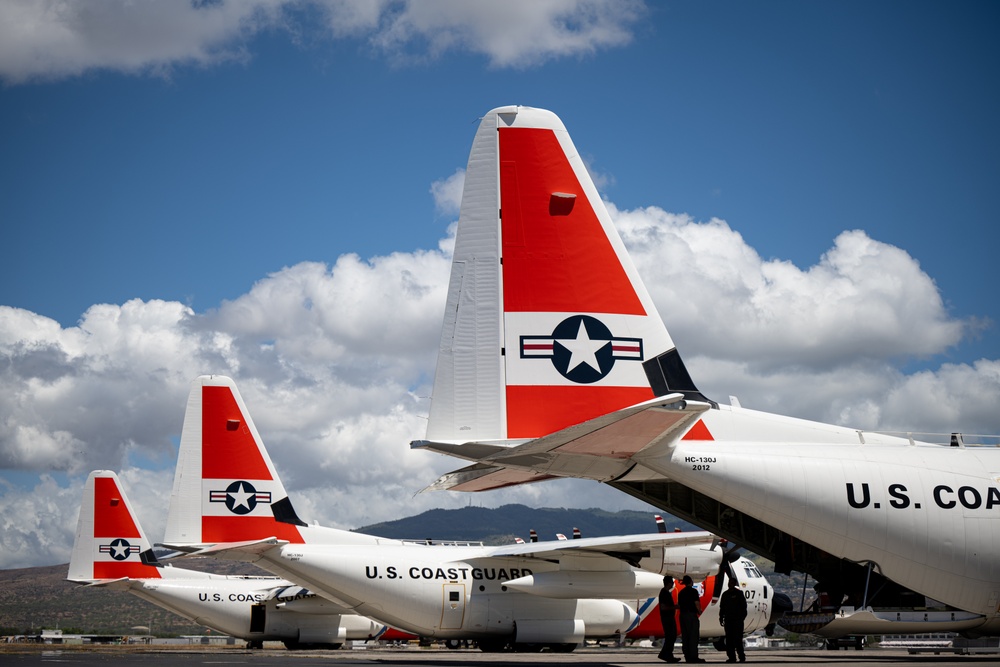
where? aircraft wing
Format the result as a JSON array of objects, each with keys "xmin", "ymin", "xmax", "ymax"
[
  {"xmin": 485, "ymin": 530, "xmax": 716, "ymax": 565},
  {"xmin": 414, "ymin": 394, "xmax": 707, "ymax": 492}
]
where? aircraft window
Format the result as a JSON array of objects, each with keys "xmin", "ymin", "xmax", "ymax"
[
  {"xmin": 743, "ymin": 563, "xmax": 762, "ymax": 578},
  {"xmin": 449, "ymin": 591, "xmax": 460, "ymax": 602}
]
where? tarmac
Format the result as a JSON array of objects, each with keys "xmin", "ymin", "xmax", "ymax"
[{"xmin": 1, "ymin": 644, "xmax": 998, "ymax": 667}]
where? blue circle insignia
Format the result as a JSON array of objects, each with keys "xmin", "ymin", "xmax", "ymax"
[
  {"xmin": 224, "ymin": 480, "xmax": 258, "ymax": 515},
  {"xmin": 551, "ymin": 315, "xmax": 615, "ymax": 384}
]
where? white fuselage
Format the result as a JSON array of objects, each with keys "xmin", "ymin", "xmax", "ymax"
[
  {"xmin": 129, "ymin": 575, "xmax": 383, "ymax": 644},
  {"xmin": 632, "ymin": 403, "xmax": 1000, "ymax": 629},
  {"xmin": 673, "ymin": 557, "xmax": 774, "ymax": 638},
  {"xmin": 249, "ymin": 544, "xmax": 636, "ymax": 640},
  {"xmin": 241, "ymin": 545, "xmax": 775, "ymax": 642}
]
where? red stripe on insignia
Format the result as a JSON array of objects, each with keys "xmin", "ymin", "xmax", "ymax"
[
  {"xmin": 202, "ymin": 516, "xmax": 304, "ymax": 544},
  {"xmin": 682, "ymin": 420, "xmax": 715, "ymax": 441},
  {"xmin": 93, "ymin": 476, "xmax": 140, "ymax": 539},
  {"xmin": 506, "ymin": 385, "xmax": 655, "ymax": 438},
  {"xmin": 499, "ymin": 127, "xmax": 645, "ymax": 316},
  {"xmin": 201, "ymin": 385, "xmax": 272, "ymax": 481}
]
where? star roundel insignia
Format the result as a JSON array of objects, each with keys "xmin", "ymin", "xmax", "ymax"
[
  {"xmin": 109, "ymin": 538, "xmax": 132, "ymax": 561},
  {"xmin": 520, "ymin": 315, "xmax": 644, "ymax": 384},
  {"xmin": 224, "ymin": 480, "xmax": 259, "ymax": 515},
  {"xmin": 552, "ymin": 315, "xmax": 615, "ymax": 383}
]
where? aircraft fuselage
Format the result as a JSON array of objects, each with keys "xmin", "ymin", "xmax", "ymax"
[{"xmin": 636, "ymin": 403, "xmax": 1000, "ymax": 628}]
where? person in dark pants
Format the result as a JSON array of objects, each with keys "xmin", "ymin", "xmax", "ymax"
[
  {"xmin": 657, "ymin": 577, "xmax": 680, "ymax": 662},
  {"xmin": 677, "ymin": 575, "xmax": 705, "ymax": 663},
  {"xmin": 718, "ymin": 578, "xmax": 747, "ymax": 663}
]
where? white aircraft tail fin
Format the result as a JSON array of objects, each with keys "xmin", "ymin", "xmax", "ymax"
[
  {"xmin": 164, "ymin": 375, "xmax": 308, "ymax": 547},
  {"xmin": 68, "ymin": 471, "xmax": 161, "ymax": 582},
  {"xmin": 426, "ymin": 106, "xmax": 711, "ymax": 445}
]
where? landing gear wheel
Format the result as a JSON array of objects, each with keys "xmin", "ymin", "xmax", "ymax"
[
  {"xmin": 476, "ymin": 638, "xmax": 511, "ymax": 653},
  {"xmin": 549, "ymin": 643, "xmax": 577, "ymax": 653}
]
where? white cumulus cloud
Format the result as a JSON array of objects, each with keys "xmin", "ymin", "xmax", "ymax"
[
  {"xmin": 0, "ymin": 0, "xmax": 647, "ymax": 84},
  {"xmin": 1, "ymin": 200, "xmax": 999, "ymax": 568}
]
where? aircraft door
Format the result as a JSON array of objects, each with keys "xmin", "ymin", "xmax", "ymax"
[
  {"xmin": 440, "ymin": 584, "xmax": 467, "ymax": 630},
  {"xmin": 250, "ymin": 604, "xmax": 266, "ymax": 633}
]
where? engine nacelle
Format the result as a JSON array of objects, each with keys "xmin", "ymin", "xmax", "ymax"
[
  {"xmin": 639, "ymin": 544, "xmax": 723, "ymax": 578},
  {"xmin": 504, "ymin": 570, "xmax": 664, "ymax": 599},
  {"xmin": 514, "ymin": 599, "xmax": 638, "ymax": 641},
  {"xmin": 515, "ymin": 618, "xmax": 584, "ymax": 644}
]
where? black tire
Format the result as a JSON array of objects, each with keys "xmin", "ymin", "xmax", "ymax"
[
  {"xmin": 549, "ymin": 643, "xmax": 577, "ymax": 653},
  {"xmin": 476, "ymin": 637, "xmax": 511, "ymax": 653},
  {"xmin": 283, "ymin": 641, "xmax": 342, "ymax": 650},
  {"xmin": 513, "ymin": 643, "xmax": 544, "ymax": 652}
]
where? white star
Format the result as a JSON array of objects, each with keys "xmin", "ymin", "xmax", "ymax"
[
  {"xmin": 228, "ymin": 483, "xmax": 254, "ymax": 510},
  {"xmin": 559, "ymin": 320, "xmax": 608, "ymax": 373},
  {"xmin": 111, "ymin": 540, "xmax": 130, "ymax": 559}
]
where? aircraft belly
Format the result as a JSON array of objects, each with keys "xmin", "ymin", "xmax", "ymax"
[
  {"xmin": 132, "ymin": 586, "xmax": 248, "ymax": 639},
  {"xmin": 653, "ymin": 441, "xmax": 1000, "ymax": 616}
]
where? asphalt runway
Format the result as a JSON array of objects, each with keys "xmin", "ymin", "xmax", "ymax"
[{"xmin": 1, "ymin": 645, "xmax": 997, "ymax": 667}]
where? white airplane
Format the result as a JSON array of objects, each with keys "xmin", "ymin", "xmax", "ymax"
[
  {"xmin": 413, "ymin": 105, "xmax": 1000, "ymax": 638},
  {"xmin": 67, "ymin": 470, "xmax": 396, "ymax": 649},
  {"xmin": 161, "ymin": 375, "xmax": 778, "ymax": 651}
]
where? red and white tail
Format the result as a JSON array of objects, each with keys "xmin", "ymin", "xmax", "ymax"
[
  {"xmin": 68, "ymin": 471, "xmax": 161, "ymax": 582},
  {"xmin": 426, "ymin": 106, "xmax": 702, "ymax": 444},
  {"xmin": 164, "ymin": 375, "xmax": 308, "ymax": 547},
  {"xmin": 164, "ymin": 376, "xmax": 384, "ymax": 549}
]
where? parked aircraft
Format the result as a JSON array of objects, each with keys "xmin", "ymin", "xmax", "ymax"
[
  {"xmin": 161, "ymin": 375, "xmax": 780, "ymax": 650},
  {"xmin": 68, "ymin": 470, "xmax": 393, "ymax": 649},
  {"xmin": 413, "ymin": 105, "xmax": 1000, "ymax": 637}
]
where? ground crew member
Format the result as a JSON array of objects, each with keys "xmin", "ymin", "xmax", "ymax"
[
  {"xmin": 677, "ymin": 575, "xmax": 705, "ymax": 663},
  {"xmin": 657, "ymin": 576, "xmax": 680, "ymax": 662},
  {"xmin": 719, "ymin": 578, "xmax": 747, "ymax": 663}
]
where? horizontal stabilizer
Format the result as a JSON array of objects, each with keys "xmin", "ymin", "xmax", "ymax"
[
  {"xmin": 82, "ymin": 577, "xmax": 136, "ymax": 591},
  {"xmin": 419, "ymin": 462, "xmax": 559, "ymax": 493},
  {"xmin": 166, "ymin": 537, "xmax": 288, "ymax": 563},
  {"xmin": 411, "ymin": 441, "xmax": 513, "ymax": 463},
  {"xmin": 416, "ymin": 394, "xmax": 704, "ymax": 491}
]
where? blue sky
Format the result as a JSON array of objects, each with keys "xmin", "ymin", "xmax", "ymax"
[{"xmin": 1, "ymin": 0, "xmax": 999, "ymax": 568}]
